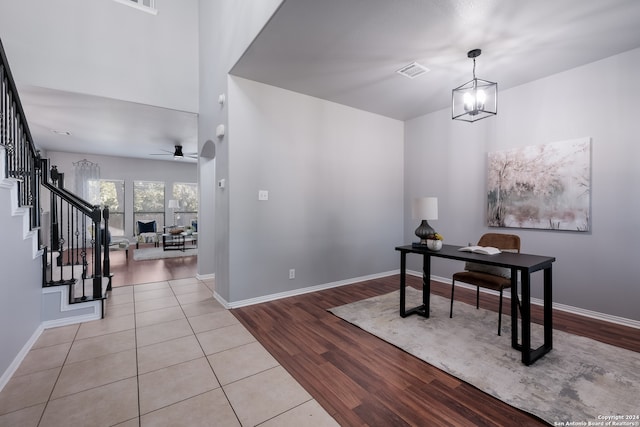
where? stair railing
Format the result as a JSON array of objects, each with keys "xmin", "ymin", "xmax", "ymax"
[
  {"xmin": 1, "ymin": 37, "xmax": 111, "ymax": 302},
  {"xmin": 42, "ymin": 160, "xmax": 111, "ymax": 301},
  {"xmin": 1, "ymin": 38, "xmax": 40, "ymax": 232}
]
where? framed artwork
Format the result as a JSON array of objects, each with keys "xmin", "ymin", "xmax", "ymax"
[{"xmin": 487, "ymin": 138, "xmax": 591, "ymax": 232}]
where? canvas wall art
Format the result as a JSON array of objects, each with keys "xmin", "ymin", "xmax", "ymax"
[{"xmin": 487, "ymin": 138, "xmax": 591, "ymax": 232}]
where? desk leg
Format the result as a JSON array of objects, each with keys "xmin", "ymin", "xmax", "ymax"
[
  {"xmin": 521, "ymin": 272, "xmax": 532, "ymax": 365},
  {"xmin": 400, "ymin": 252, "xmax": 407, "ymax": 317},
  {"xmin": 510, "ymin": 271, "xmax": 520, "ymax": 351},
  {"xmin": 398, "ymin": 251, "xmax": 429, "ymax": 318},
  {"xmin": 422, "ymin": 254, "xmax": 430, "ymax": 318},
  {"xmin": 544, "ymin": 265, "xmax": 553, "ymax": 351},
  {"xmin": 521, "ymin": 266, "xmax": 553, "ymax": 366}
]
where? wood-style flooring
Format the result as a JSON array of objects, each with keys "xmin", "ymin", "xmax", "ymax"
[
  {"xmin": 108, "ymin": 244, "xmax": 197, "ymax": 287},
  {"xmin": 233, "ymin": 275, "xmax": 640, "ymax": 427},
  {"xmin": 110, "ymin": 256, "xmax": 638, "ymax": 426}
]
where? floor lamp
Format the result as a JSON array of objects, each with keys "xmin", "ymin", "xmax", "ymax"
[{"xmin": 168, "ymin": 199, "xmax": 180, "ymax": 226}]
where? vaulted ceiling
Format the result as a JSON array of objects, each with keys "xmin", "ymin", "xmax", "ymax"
[
  {"xmin": 233, "ymin": 0, "xmax": 640, "ymax": 120},
  {"xmin": 9, "ymin": 0, "xmax": 640, "ymax": 161}
]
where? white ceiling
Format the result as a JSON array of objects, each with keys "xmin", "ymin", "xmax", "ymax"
[
  {"xmin": 232, "ymin": 0, "xmax": 640, "ymax": 120},
  {"xmin": 18, "ymin": 86, "xmax": 198, "ymax": 163},
  {"xmin": 13, "ymin": 0, "xmax": 640, "ymax": 162}
]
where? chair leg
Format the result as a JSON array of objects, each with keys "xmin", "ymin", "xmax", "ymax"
[
  {"xmin": 450, "ymin": 280, "xmax": 455, "ymax": 318},
  {"xmin": 476, "ymin": 286, "xmax": 480, "ymax": 309},
  {"xmin": 497, "ymin": 289, "xmax": 503, "ymax": 336}
]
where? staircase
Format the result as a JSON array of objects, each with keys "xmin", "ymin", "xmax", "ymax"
[{"xmin": 1, "ymin": 38, "xmax": 112, "ymax": 322}]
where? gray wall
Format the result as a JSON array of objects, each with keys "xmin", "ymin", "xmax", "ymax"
[
  {"xmin": 404, "ymin": 47, "xmax": 640, "ymax": 321},
  {"xmin": 198, "ymin": 0, "xmax": 285, "ymax": 299},
  {"xmin": 0, "ymin": 0, "xmax": 199, "ymax": 112},
  {"xmin": 228, "ymin": 77, "xmax": 404, "ymax": 302},
  {"xmin": 0, "ymin": 183, "xmax": 42, "ymax": 383},
  {"xmin": 47, "ymin": 151, "xmax": 197, "ymax": 239},
  {"xmin": 202, "ymin": 1, "xmax": 404, "ymax": 304}
]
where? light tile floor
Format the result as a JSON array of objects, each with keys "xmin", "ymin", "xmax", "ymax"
[{"xmin": 0, "ymin": 278, "xmax": 339, "ymax": 427}]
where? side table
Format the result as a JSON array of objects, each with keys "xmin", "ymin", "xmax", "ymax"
[{"xmin": 162, "ymin": 233, "xmax": 185, "ymax": 251}]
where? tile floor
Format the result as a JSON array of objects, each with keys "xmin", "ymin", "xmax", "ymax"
[{"xmin": 0, "ymin": 278, "xmax": 339, "ymax": 426}]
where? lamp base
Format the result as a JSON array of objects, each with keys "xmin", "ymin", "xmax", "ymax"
[{"xmin": 414, "ymin": 220, "xmax": 435, "ymax": 245}]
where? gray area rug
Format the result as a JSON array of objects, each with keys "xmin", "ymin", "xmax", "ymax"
[
  {"xmin": 133, "ymin": 247, "xmax": 197, "ymax": 261},
  {"xmin": 328, "ymin": 288, "xmax": 639, "ymax": 425}
]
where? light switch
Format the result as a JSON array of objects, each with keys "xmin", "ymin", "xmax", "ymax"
[
  {"xmin": 258, "ymin": 190, "xmax": 269, "ymax": 201},
  {"xmin": 216, "ymin": 124, "xmax": 225, "ymax": 138}
]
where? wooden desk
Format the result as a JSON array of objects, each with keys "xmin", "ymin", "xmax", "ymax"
[{"xmin": 395, "ymin": 244, "xmax": 556, "ymax": 366}]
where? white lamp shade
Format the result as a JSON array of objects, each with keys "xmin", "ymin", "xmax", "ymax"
[
  {"xmin": 168, "ymin": 199, "xmax": 180, "ymax": 209},
  {"xmin": 412, "ymin": 197, "xmax": 438, "ymax": 220}
]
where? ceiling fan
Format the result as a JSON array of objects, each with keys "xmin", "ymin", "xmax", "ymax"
[{"xmin": 150, "ymin": 144, "xmax": 198, "ymax": 160}]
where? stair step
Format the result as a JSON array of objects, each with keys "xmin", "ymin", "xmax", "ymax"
[
  {"xmin": 45, "ymin": 263, "xmax": 85, "ymax": 285},
  {"xmin": 70, "ymin": 275, "xmax": 111, "ymax": 303},
  {"xmin": 44, "ymin": 278, "xmax": 76, "ymax": 288}
]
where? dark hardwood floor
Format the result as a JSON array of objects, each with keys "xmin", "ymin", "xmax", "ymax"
[
  {"xmin": 108, "ymin": 244, "xmax": 197, "ymax": 287},
  {"xmin": 233, "ymin": 275, "xmax": 640, "ymax": 427}
]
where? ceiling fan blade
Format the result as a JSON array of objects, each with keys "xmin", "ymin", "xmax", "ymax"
[{"xmin": 148, "ymin": 146, "xmax": 197, "ymax": 160}]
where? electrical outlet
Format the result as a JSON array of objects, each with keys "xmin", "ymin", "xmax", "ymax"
[
  {"xmin": 289, "ymin": 269, "xmax": 295, "ymax": 279},
  {"xmin": 258, "ymin": 190, "xmax": 269, "ymax": 201}
]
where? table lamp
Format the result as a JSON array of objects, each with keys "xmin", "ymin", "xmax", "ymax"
[{"xmin": 412, "ymin": 197, "xmax": 438, "ymax": 245}]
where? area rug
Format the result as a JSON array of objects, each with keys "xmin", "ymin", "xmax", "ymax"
[
  {"xmin": 328, "ymin": 288, "xmax": 639, "ymax": 426},
  {"xmin": 133, "ymin": 247, "xmax": 197, "ymax": 261}
]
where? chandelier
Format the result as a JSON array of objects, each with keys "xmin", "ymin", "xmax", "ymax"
[{"xmin": 452, "ymin": 49, "xmax": 497, "ymax": 122}]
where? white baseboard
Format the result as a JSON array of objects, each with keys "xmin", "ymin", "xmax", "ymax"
[
  {"xmin": 41, "ymin": 313, "xmax": 102, "ymax": 329},
  {"xmin": 42, "ymin": 285, "xmax": 102, "ymax": 316},
  {"xmin": 409, "ymin": 271, "xmax": 640, "ymax": 330},
  {"xmin": 219, "ymin": 270, "xmax": 398, "ymax": 309},
  {"xmin": 0, "ymin": 310, "xmax": 102, "ymax": 392},
  {"xmin": 196, "ymin": 273, "xmax": 215, "ymax": 281},
  {"xmin": 213, "ymin": 291, "xmax": 231, "ymax": 310},
  {"xmin": 0, "ymin": 299, "xmax": 101, "ymax": 393},
  {"xmin": 0, "ymin": 324, "xmax": 44, "ymax": 392}
]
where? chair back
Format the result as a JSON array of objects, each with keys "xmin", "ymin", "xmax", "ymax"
[
  {"xmin": 136, "ymin": 220, "xmax": 157, "ymax": 235},
  {"xmin": 477, "ymin": 233, "xmax": 520, "ymax": 253}
]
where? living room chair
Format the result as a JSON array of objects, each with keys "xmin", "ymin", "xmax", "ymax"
[
  {"xmin": 135, "ymin": 220, "xmax": 159, "ymax": 249},
  {"xmin": 449, "ymin": 233, "xmax": 521, "ymax": 335}
]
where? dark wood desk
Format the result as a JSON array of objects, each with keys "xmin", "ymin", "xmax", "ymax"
[{"xmin": 395, "ymin": 244, "xmax": 556, "ymax": 366}]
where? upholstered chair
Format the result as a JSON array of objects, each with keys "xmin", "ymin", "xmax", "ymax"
[
  {"xmin": 449, "ymin": 233, "xmax": 521, "ymax": 335},
  {"xmin": 135, "ymin": 220, "xmax": 159, "ymax": 249}
]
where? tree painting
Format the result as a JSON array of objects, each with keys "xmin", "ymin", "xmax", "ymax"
[{"xmin": 487, "ymin": 138, "xmax": 591, "ymax": 232}]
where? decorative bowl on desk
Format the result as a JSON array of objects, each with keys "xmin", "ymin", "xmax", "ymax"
[{"xmin": 426, "ymin": 239, "xmax": 443, "ymax": 251}]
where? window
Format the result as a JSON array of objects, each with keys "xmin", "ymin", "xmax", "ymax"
[
  {"xmin": 134, "ymin": 181, "xmax": 165, "ymax": 230},
  {"xmin": 100, "ymin": 180, "xmax": 125, "ymax": 236},
  {"xmin": 113, "ymin": 0, "xmax": 157, "ymax": 15},
  {"xmin": 172, "ymin": 183, "xmax": 198, "ymax": 227},
  {"xmin": 87, "ymin": 179, "xmax": 125, "ymax": 236},
  {"xmin": 132, "ymin": 0, "xmax": 154, "ymax": 7}
]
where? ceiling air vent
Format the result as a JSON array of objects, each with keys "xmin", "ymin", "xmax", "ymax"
[{"xmin": 396, "ymin": 62, "xmax": 430, "ymax": 79}]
